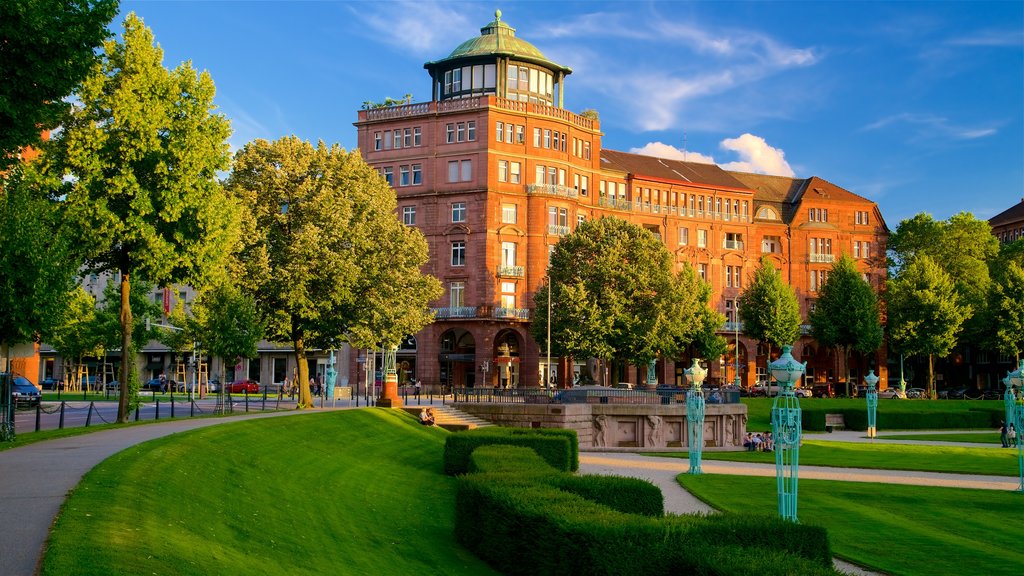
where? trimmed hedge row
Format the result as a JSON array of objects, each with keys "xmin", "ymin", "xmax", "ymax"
[
  {"xmin": 802, "ymin": 405, "xmax": 1003, "ymax": 431},
  {"xmin": 457, "ymin": 442, "xmax": 835, "ymax": 575},
  {"xmin": 444, "ymin": 426, "xmax": 578, "ymax": 475}
]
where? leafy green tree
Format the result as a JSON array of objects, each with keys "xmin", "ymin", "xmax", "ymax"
[
  {"xmin": 190, "ymin": 282, "xmax": 265, "ymax": 383},
  {"xmin": 692, "ymin": 304, "xmax": 729, "ymax": 364},
  {"xmin": 738, "ymin": 256, "xmax": 801, "ymax": 357},
  {"xmin": 227, "ymin": 136, "xmax": 440, "ymax": 408},
  {"xmin": 0, "ymin": 0, "xmax": 117, "ymax": 166},
  {"xmin": 887, "ymin": 255, "xmax": 971, "ymax": 399},
  {"xmin": 47, "ymin": 288, "xmax": 106, "ymax": 388},
  {"xmin": 987, "ymin": 261, "xmax": 1024, "ymax": 360},
  {"xmin": 888, "ymin": 212, "xmax": 998, "ymax": 343},
  {"xmin": 46, "ymin": 14, "xmax": 237, "ymax": 422},
  {"xmin": 531, "ymin": 217, "xmax": 706, "ymax": 385},
  {"xmin": 0, "ymin": 165, "xmax": 77, "ymax": 374},
  {"xmin": 809, "ymin": 254, "xmax": 883, "ymax": 396}
]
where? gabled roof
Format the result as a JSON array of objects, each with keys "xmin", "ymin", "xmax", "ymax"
[
  {"xmin": 600, "ymin": 149, "xmax": 750, "ymax": 191},
  {"xmin": 989, "ymin": 199, "xmax": 1024, "ymax": 227},
  {"xmin": 725, "ymin": 172, "xmax": 805, "ymax": 203},
  {"xmin": 798, "ymin": 176, "xmax": 875, "ymax": 205}
]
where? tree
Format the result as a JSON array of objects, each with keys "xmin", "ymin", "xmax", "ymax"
[
  {"xmin": 47, "ymin": 13, "xmax": 237, "ymax": 422},
  {"xmin": 0, "ymin": 165, "xmax": 77, "ymax": 374},
  {"xmin": 692, "ymin": 304, "xmax": 729, "ymax": 363},
  {"xmin": 887, "ymin": 255, "xmax": 971, "ymax": 399},
  {"xmin": 0, "ymin": 0, "xmax": 117, "ymax": 165},
  {"xmin": 227, "ymin": 136, "xmax": 441, "ymax": 408},
  {"xmin": 888, "ymin": 212, "xmax": 999, "ymax": 342},
  {"xmin": 46, "ymin": 288, "xmax": 106, "ymax": 388},
  {"xmin": 190, "ymin": 282, "xmax": 265, "ymax": 383},
  {"xmin": 809, "ymin": 254, "xmax": 883, "ymax": 396},
  {"xmin": 531, "ymin": 217, "xmax": 706, "ymax": 384},
  {"xmin": 738, "ymin": 256, "xmax": 801, "ymax": 357},
  {"xmin": 987, "ymin": 260, "xmax": 1024, "ymax": 360}
]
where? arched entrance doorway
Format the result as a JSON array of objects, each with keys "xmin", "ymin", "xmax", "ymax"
[
  {"xmin": 492, "ymin": 330, "xmax": 522, "ymax": 389},
  {"xmin": 397, "ymin": 335, "xmax": 417, "ymax": 386},
  {"xmin": 439, "ymin": 329, "xmax": 476, "ymax": 389}
]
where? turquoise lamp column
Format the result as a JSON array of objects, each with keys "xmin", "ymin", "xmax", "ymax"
[
  {"xmin": 1004, "ymin": 361, "xmax": 1023, "ymax": 435},
  {"xmin": 769, "ymin": 345, "xmax": 807, "ymax": 521},
  {"xmin": 684, "ymin": 359, "xmax": 707, "ymax": 474},
  {"xmin": 864, "ymin": 370, "xmax": 879, "ymax": 438},
  {"xmin": 1007, "ymin": 365, "xmax": 1024, "ymax": 492}
]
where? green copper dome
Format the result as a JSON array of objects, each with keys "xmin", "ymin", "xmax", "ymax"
[{"xmin": 424, "ymin": 11, "xmax": 571, "ymax": 76}]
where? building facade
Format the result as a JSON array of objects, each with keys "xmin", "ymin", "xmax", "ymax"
[{"xmin": 350, "ymin": 13, "xmax": 890, "ymax": 392}]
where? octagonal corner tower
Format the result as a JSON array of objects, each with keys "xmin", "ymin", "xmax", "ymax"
[{"xmin": 423, "ymin": 10, "xmax": 572, "ymax": 107}]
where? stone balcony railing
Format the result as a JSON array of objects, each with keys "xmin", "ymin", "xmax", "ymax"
[
  {"xmin": 722, "ymin": 240, "xmax": 744, "ymax": 250},
  {"xmin": 547, "ymin": 224, "xmax": 571, "ymax": 236},
  {"xmin": 526, "ymin": 183, "xmax": 578, "ymax": 199},
  {"xmin": 494, "ymin": 307, "xmax": 530, "ymax": 320},
  {"xmin": 497, "ymin": 265, "xmax": 525, "ymax": 278},
  {"xmin": 431, "ymin": 306, "xmax": 479, "ymax": 319},
  {"xmin": 809, "ymin": 253, "xmax": 835, "ymax": 263}
]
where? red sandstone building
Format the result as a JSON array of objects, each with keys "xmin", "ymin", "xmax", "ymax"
[{"xmin": 351, "ymin": 14, "xmax": 889, "ymax": 391}]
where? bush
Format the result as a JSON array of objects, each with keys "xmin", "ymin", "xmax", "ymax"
[
  {"xmin": 801, "ymin": 405, "xmax": 1002, "ymax": 431},
  {"xmin": 545, "ymin": 474, "xmax": 664, "ymax": 517},
  {"xmin": 444, "ymin": 427, "xmax": 577, "ymax": 475},
  {"xmin": 455, "ymin": 444, "xmax": 836, "ymax": 575}
]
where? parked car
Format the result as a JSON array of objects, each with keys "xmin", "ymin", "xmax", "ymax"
[
  {"xmin": 41, "ymin": 377, "xmax": 60, "ymax": 391},
  {"xmin": 11, "ymin": 377, "xmax": 41, "ymax": 406},
  {"xmin": 105, "ymin": 380, "xmax": 121, "ymax": 391},
  {"xmin": 905, "ymin": 387, "xmax": 927, "ymax": 399},
  {"xmin": 142, "ymin": 378, "xmax": 169, "ymax": 393},
  {"xmin": 226, "ymin": 379, "xmax": 259, "ymax": 394},
  {"xmin": 207, "ymin": 379, "xmax": 222, "ymax": 393},
  {"xmin": 877, "ymin": 387, "xmax": 906, "ymax": 399},
  {"xmin": 812, "ymin": 383, "xmax": 834, "ymax": 398}
]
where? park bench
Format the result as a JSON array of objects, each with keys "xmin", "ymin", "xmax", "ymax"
[{"xmin": 824, "ymin": 413, "xmax": 845, "ymax": 432}]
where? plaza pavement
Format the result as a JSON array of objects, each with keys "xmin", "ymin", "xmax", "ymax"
[{"xmin": 0, "ymin": 413, "xmax": 1011, "ymax": 576}]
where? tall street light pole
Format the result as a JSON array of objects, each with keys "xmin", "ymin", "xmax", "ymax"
[{"xmin": 547, "ymin": 276, "xmax": 552, "ymax": 390}]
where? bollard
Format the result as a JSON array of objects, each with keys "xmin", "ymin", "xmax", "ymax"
[
  {"xmin": 135, "ymin": 405, "xmax": 140, "ymax": 421},
  {"xmin": 35, "ymin": 403, "xmax": 41, "ymax": 432},
  {"xmin": 171, "ymin": 398, "xmax": 176, "ymax": 419},
  {"xmin": 244, "ymin": 391, "xmax": 249, "ymax": 412},
  {"xmin": 262, "ymin": 392, "xmax": 266, "ymax": 411},
  {"xmin": 190, "ymin": 400, "xmax": 195, "ymax": 418},
  {"xmin": 58, "ymin": 401, "xmax": 65, "ymax": 429},
  {"xmin": 155, "ymin": 400, "xmax": 160, "ymax": 420},
  {"xmin": 85, "ymin": 402, "xmax": 94, "ymax": 427}
]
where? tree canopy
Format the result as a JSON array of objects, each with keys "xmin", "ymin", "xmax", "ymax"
[
  {"xmin": 738, "ymin": 256, "xmax": 801, "ymax": 352},
  {"xmin": 46, "ymin": 13, "xmax": 237, "ymax": 421},
  {"xmin": 0, "ymin": 0, "xmax": 117, "ymax": 166},
  {"xmin": 530, "ymin": 217, "xmax": 707, "ymax": 378},
  {"xmin": 987, "ymin": 260, "xmax": 1024, "ymax": 359},
  {"xmin": 227, "ymin": 136, "xmax": 441, "ymax": 407},
  {"xmin": 809, "ymin": 254, "xmax": 883, "ymax": 392},
  {"xmin": 886, "ymin": 254, "xmax": 971, "ymax": 398}
]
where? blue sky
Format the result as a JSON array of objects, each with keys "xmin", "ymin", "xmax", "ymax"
[{"xmin": 118, "ymin": 1, "xmax": 1023, "ymax": 227}]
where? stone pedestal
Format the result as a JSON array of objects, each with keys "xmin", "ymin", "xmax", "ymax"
[{"xmin": 376, "ymin": 372, "xmax": 402, "ymax": 407}]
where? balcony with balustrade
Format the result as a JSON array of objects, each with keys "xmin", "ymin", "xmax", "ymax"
[
  {"xmin": 497, "ymin": 265, "xmax": 525, "ymax": 278},
  {"xmin": 808, "ymin": 253, "xmax": 835, "ymax": 264},
  {"xmin": 431, "ymin": 306, "xmax": 479, "ymax": 319},
  {"xmin": 526, "ymin": 183, "xmax": 578, "ymax": 199},
  {"xmin": 547, "ymin": 224, "xmax": 571, "ymax": 236},
  {"xmin": 722, "ymin": 240, "xmax": 745, "ymax": 251},
  {"xmin": 493, "ymin": 307, "xmax": 530, "ymax": 320}
]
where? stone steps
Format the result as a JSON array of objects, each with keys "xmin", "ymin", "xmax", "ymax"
[{"xmin": 402, "ymin": 404, "xmax": 494, "ymax": 430}]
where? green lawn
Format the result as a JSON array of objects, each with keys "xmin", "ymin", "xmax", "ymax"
[
  {"xmin": 742, "ymin": 397, "xmax": 1002, "ymax": 431},
  {"xmin": 875, "ymin": 432, "xmax": 1001, "ymax": 444},
  {"xmin": 655, "ymin": 440, "xmax": 1019, "ymax": 476},
  {"xmin": 677, "ymin": 474, "xmax": 1023, "ymax": 576},
  {"xmin": 41, "ymin": 409, "xmax": 497, "ymax": 576}
]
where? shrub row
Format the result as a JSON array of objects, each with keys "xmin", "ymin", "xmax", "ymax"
[
  {"xmin": 802, "ymin": 405, "xmax": 1003, "ymax": 431},
  {"xmin": 456, "ymin": 441, "xmax": 835, "ymax": 576},
  {"xmin": 444, "ymin": 426, "xmax": 578, "ymax": 475}
]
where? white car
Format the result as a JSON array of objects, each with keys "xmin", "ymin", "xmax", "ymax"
[{"xmin": 877, "ymin": 387, "xmax": 905, "ymax": 399}]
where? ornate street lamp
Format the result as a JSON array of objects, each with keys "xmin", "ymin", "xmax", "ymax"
[
  {"xmin": 325, "ymin": 349, "xmax": 337, "ymax": 406},
  {"xmin": 375, "ymin": 346, "xmax": 402, "ymax": 408},
  {"xmin": 1005, "ymin": 362, "xmax": 1024, "ymax": 492},
  {"xmin": 769, "ymin": 345, "xmax": 807, "ymax": 521},
  {"xmin": 684, "ymin": 358, "xmax": 707, "ymax": 474},
  {"xmin": 1004, "ymin": 362, "xmax": 1022, "ymax": 438},
  {"xmin": 864, "ymin": 370, "xmax": 879, "ymax": 439}
]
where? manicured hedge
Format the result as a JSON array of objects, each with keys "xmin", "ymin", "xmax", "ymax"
[
  {"xmin": 457, "ymin": 444, "xmax": 835, "ymax": 575},
  {"xmin": 545, "ymin": 474, "xmax": 664, "ymax": 517},
  {"xmin": 444, "ymin": 426, "xmax": 578, "ymax": 475},
  {"xmin": 802, "ymin": 405, "xmax": 1003, "ymax": 431}
]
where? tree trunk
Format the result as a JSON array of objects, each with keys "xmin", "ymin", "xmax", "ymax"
[
  {"xmin": 928, "ymin": 353, "xmax": 935, "ymax": 400},
  {"xmin": 842, "ymin": 346, "xmax": 850, "ymax": 397},
  {"xmin": 294, "ymin": 334, "xmax": 312, "ymax": 409},
  {"xmin": 117, "ymin": 271, "xmax": 132, "ymax": 423}
]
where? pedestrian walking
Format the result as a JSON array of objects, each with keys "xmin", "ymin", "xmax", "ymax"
[
  {"xmin": 1009, "ymin": 423, "xmax": 1018, "ymax": 447},
  {"xmin": 999, "ymin": 421, "xmax": 1009, "ymax": 448}
]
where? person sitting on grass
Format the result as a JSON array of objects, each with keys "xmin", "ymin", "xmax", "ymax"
[{"xmin": 419, "ymin": 408, "xmax": 436, "ymax": 426}]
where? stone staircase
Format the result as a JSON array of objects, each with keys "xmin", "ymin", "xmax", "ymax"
[{"xmin": 403, "ymin": 404, "xmax": 493, "ymax": 430}]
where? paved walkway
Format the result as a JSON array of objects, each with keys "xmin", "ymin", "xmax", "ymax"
[{"xmin": 0, "ymin": 415, "xmax": 1013, "ymax": 576}]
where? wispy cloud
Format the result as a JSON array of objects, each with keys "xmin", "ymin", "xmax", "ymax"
[
  {"xmin": 630, "ymin": 134, "xmax": 794, "ymax": 177},
  {"xmin": 538, "ymin": 10, "xmax": 818, "ymax": 132},
  {"xmin": 947, "ymin": 29, "xmax": 1024, "ymax": 47},
  {"xmin": 861, "ymin": 113, "xmax": 999, "ymax": 141},
  {"xmin": 348, "ymin": 1, "xmax": 474, "ymax": 56}
]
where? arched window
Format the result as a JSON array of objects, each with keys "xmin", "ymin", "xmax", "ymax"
[{"xmin": 757, "ymin": 206, "xmax": 779, "ymax": 220}]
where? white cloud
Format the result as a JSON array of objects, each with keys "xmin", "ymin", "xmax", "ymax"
[
  {"xmin": 718, "ymin": 134, "xmax": 795, "ymax": 177},
  {"xmin": 861, "ymin": 113, "xmax": 999, "ymax": 141},
  {"xmin": 630, "ymin": 134, "xmax": 794, "ymax": 177},
  {"xmin": 629, "ymin": 142, "xmax": 716, "ymax": 164},
  {"xmin": 350, "ymin": 1, "xmax": 474, "ymax": 56},
  {"xmin": 947, "ymin": 29, "xmax": 1024, "ymax": 47}
]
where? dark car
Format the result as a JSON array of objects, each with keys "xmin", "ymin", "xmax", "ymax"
[
  {"xmin": 812, "ymin": 383, "xmax": 834, "ymax": 398},
  {"xmin": 41, "ymin": 377, "xmax": 60, "ymax": 390},
  {"xmin": 226, "ymin": 379, "xmax": 260, "ymax": 394},
  {"xmin": 142, "ymin": 378, "xmax": 169, "ymax": 393},
  {"xmin": 11, "ymin": 377, "xmax": 42, "ymax": 406}
]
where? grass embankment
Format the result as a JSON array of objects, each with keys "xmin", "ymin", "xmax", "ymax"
[
  {"xmin": 677, "ymin": 474, "xmax": 1022, "ymax": 576},
  {"xmin": 41, "ymin": 409, "xmax": 497, "ymax": 576},
  {"xmin": 742, "ymin": 397, "xmax": 1001, "ymax": 431},
  {"xmin": 655, "ymin": 440, "xmax": 1018, "ymax": 476}
]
